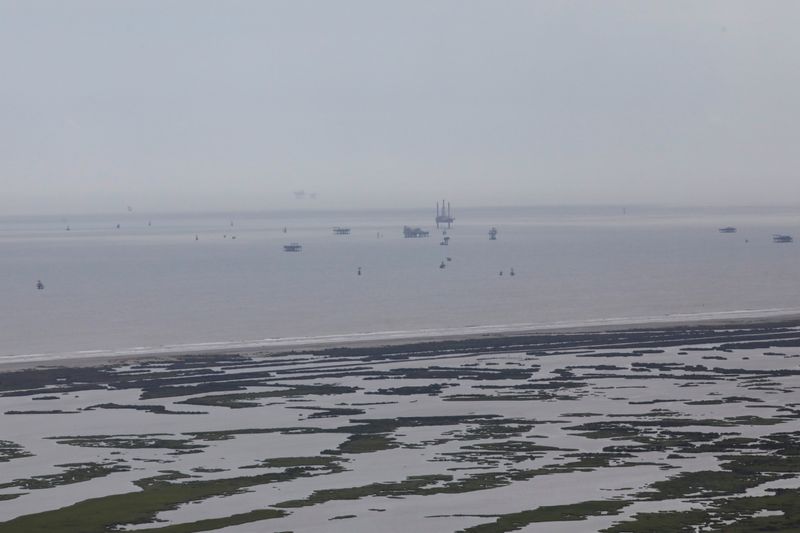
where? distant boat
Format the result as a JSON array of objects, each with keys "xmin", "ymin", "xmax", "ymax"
[
  {"xmin": 283, "ymin": 242, "xmax": 302, "ymax": 252},
  {"xmin": 333, "ymin": 227, "xmax": 351, "ymax": 235},
  {"xmin": 440, "ymin": 236, "xmax": 450, "ymax": 246},
  {"xmin": 773, "ymin": 234, "xmax": 793, "ymax": 243},
  {"xmin": 36, "ymin": 280, "xmax": 44, "ymax": 290},
  {"xmin": 510, "ymin": 268, "xmax": 515, "ymax": 276},
  {"xmin": 439, "ymin": 261, "xmax": 446, "ymax": 269},
  {"xmin": 489, "ymin": 227, "xmax": 498, "ymax": 240},
  {"xmin": 404, "ymin": 226, "xmax": 430, "ymax": 238},
  {"xmin": 718, "ymin": 227, "xmax": 737, "ymax": 233}
]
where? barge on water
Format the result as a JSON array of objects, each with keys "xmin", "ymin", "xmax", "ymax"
[
  {"xmin": 773, "ymin": 234, "xmax": 793, "ymax": 243},
  {"xmin": 404, "ymin": 226, "xmax": 430, "ymax": 238},
  {"xmin": 283, "ymin": 242, "xmax": 303, "ymax": 252}
]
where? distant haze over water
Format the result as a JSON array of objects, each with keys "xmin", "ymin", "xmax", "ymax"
[{"xmin": 3, "ymin": 205, "xmax": 800, "ymax": 360}]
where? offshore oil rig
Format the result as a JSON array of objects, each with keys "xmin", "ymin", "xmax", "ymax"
[{"xmin": 436, "ymin": 200, "xmax": 454, "ymax": 228}]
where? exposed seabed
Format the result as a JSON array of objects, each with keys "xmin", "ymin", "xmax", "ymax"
[{"xmin": 0, "ymin": 317, "xmax": 799, "ymax": 532}]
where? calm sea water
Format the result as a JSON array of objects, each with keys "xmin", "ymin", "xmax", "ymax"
[{"xmin": 2, "ymin": 206, "xmax": 800, "ymax": 360}]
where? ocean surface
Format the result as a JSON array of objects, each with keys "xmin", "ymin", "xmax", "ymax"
[{"xmin": 3, "ymin": 205, "xmax": 800, "ymax": 361}]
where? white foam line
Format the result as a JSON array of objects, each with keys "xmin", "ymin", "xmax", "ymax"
[{"xmin": 3, "ymin": 307, "xmax": 800, "ymax": 366}]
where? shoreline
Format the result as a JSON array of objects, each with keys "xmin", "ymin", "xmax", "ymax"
[{"xmin": 3, "ymin": 309, "xmax": 800, "ymax": 372}]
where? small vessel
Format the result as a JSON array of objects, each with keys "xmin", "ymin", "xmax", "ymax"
[
  {"xmin": 333, "ymin": 227, "xmax": 351, "ymax": 235},
  {"xmin": 404, "ymin": 226, "xmax": 430, "ymax": 238},
  {"xmin": 489, "ymin": 227, "xmax": 498, "ymax": 240},
  {"xmin": 440, "ymin": 236, "xmax": 450, "ymax": 246},
  {"xmin": 446, "ymin": 257, "xmax": 452, "ymax": 262},
  {"xmin": 718, "ymin": 227, "xmax": 737, "ymax": 233},
  {"xmin": 36, "ymin": 280, "xmax": 44, "ymax": 290},
  {"xmin": 510, "ymin": 268, "xmax": 515, "ymax": 276},
  {"xmin": 357, "ymin": 267, "xmax": 362, "ymax": 276},
  {"xmin": 499, "ymin": 270, "xmax": 503, "ymax": 276},
  {"xmin": 773, "ymin": 234, "xmax": 793, "ymax": 243},
  {"xmin": 283, "ymin": 242, "xmax": 302, "ymax": 252},
  {"xmin": 439, "ymin": 261, "xmax": 446, "ymax": 269}
]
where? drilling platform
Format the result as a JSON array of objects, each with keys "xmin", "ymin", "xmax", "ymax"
[{"xmin": 436, "ymin": 200, "xmax": 455, "ymax": 228}]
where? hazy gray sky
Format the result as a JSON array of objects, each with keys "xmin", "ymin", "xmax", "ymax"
[{"xmin": 2, "ymin": 1, "xmax": 799, "ymax": 214}]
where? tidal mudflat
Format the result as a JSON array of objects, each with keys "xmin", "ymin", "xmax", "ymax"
[{"xmin": 0, "ymin": 321, "xmax": 799, "ymax": 532}]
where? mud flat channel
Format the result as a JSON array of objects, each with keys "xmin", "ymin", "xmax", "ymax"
[{"xmin": 0, "ymin": 320, "xmax": 799, "ymax": 532}]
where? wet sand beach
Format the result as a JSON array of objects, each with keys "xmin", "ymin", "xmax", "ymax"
[{"xmin": 3, "ymin": 310, "xmax": 800, "ymax": 371}]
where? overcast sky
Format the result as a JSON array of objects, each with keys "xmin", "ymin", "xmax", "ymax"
[{"xmin": 2, "ymin": 1, "xmax": 799, "ymax": 215}]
